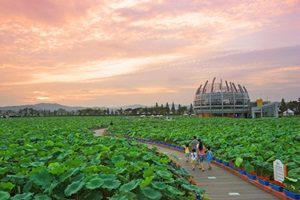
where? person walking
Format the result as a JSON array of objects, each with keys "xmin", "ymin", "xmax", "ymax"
[
  {"xmin": 191, "ymin": 136, "xmax": 198, "ymax": 151},
  {"xmin": 190, "ymin": 149, "xmax": 198, "ymax": 171},
  {"xmin": 197, "ymin": 140, "xmax": 206, "ymax": 171},
  {"xmin": 184, "ymin": 143, "xmax": 190, "ymax": 162},
  {"xmin": 206, "ymin": 146, "xmax": 213, "ymax": 170}
]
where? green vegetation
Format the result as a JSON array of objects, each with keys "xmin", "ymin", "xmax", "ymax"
[
  {"xmin": 0, "ymin": 117, "xmax": 203, "ymax": 199},
  {"xmin": 107, "ymin": 116, "xmax": 300, "ymax": 180}
]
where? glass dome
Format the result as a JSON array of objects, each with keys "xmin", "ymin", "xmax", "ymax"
[{"xmin": 193, "ymin": 77, "xmax": 251, "ymax": 117}]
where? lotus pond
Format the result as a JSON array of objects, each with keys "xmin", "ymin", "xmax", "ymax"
[{"xmin": 0, "ymin": 117, "xmax": 204, "ymax": 200}]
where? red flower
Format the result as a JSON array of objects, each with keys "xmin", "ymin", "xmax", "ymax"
[
  {"xmin": 229, "ymin": 162, "xmax": 234, "ymax": 166},
  {"xmin": 249, "ymin": 171, "xmax": 256, "ymax": 175},
  {"xmin": 239, "ymin": 166, "xmax": 245, "ymax": 170},
  {"xmin": 258, "ymin": 176, "xmax": 270, "ymax": 181},
  {"xmin": 270, "ymin": 180, "xmax": 285, "ymax": 187}
]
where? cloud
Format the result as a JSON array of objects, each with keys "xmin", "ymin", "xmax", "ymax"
[{"xmin": 0, "ymin": 0, "xmax": 300, "ymax": 106}]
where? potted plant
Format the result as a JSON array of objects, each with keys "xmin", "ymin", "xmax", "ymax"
[
  {"xmin": 246, "ymin": 171, "xmax": 257, "ymax": 180},
  {"xmin": 283, "ymin": 177, "xmax": 300, "ymax": 199},
  {"xmin": 270, "ymin": 180, "xmax": 285, "ymax": 192},
  {"xmin": 258, "ymin": 176, "xmax": 270, "ymax": 186},
  {"xmin": 229, "ymin": 162, "xmax": 235, "ymax": 170},
  {"xmin": 238, "ymin": 166, "xmax": 247, "ymax": 175}
]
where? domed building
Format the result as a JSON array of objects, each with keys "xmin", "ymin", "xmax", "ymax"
[{"xmin": 193, "ymin": 77, "xmax": 251, "ymax": 117}]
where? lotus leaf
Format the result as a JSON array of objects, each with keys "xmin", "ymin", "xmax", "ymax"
[
  {"xmin": 86, "ymin": 177, "xmax": 104, "ymax": 189},
  {"xmin": 151, "ymin": 181, "xmax": 167, "ymax": 190},
  {"xmin": 141, "ymin": 187, "xmax": 162, "ymax": 200},
  {"xmin": 64, "ymin": 180, "xmax": 85, "ymax": 196},
  {"xmin": 166, "ymin": 185, "xmax": 185, "ymax": 195},
  {"xmin": 102, "ymin": 178, "xmax": 121, "ymax": 191},
  {"xmin": 119, "ymin": 179, "xmax": 140, "ymax": 193},
  {"xmin": 34, "ymin": 194, "xmax": 51, "ymax": 200},
  {"xmin": 11, "ymin": 192, "xmax": 33, "ymax": 200},
  {"xmin": 0, "ymin": 191, "xmax": 10, "ymax": 200}
]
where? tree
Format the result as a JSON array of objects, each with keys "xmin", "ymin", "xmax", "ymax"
[
  {"xmin": 106, "ymin": 108, "xmax": 110, "ymax": 115},
  {"xmin": 171, "ymin": 102, "xmax": 176, "ymax": 114},
  {"xmin": 165, "ymin": 102, "xmax": 170, "ymax": 114},
  {"xmin": 189, "ymin": 103, "xmax": 194, "ymax": 114},
  {"xmin": 280, "ymin": 98, "xmax": 287, "ymax": 113}
]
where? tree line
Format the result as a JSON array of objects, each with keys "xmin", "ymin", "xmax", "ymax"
[
  {"xmin": 0, "ymin": 102, "xmax": 194, "ymax": 117},
  {"xmin": 279, "ymin": 98, "xmax": 300, "ymax": 115}
]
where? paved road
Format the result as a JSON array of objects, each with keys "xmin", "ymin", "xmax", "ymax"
[{"xmin": 94, "ymin": 129, "xmax": 279, "ymax": 200}]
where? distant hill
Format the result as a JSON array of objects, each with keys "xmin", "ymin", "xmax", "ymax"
[
  {"xmin": 0, "ymin": 103, "xmax": 147, "ymax": 112},
  {"xmin": 0, "ymin": 103, "xmax": 85, "ymax": 111}
]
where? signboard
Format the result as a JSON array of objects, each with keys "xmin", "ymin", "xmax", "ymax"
[{"xmin": 273, "ymin": 159, "xmax": 286, "ymax": 183}]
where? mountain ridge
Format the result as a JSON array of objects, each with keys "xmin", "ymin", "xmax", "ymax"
[{"xmin": 0, "ymin": 103, "xmax": 147, "ymax": 111}]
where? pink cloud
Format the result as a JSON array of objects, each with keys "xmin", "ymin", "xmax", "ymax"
[{"xmin": 0, "ymin": 0, "xmax": 96, "ymax": 24}]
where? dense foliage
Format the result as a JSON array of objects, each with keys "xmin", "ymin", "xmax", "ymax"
[
  {"xmin": 0, "ymin": 117, "xmax": 203, "ymax": 200},
  {"xmin": 107, "ymin": 116, "xmax": 300, "ymax": 180}
]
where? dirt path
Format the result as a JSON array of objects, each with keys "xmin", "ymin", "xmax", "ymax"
[{"xmin": 93, "ymin": 128, "xmax": 106, "ymax": 137}]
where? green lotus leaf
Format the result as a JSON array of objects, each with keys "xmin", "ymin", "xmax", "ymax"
[
  {"xmin": 0, "ymin": 191, "xmax": 10, "ymax": 200},
  {"xmin": 48, "ymin": 162, "xmax": 66, "ymax": 175},
  {"xmin": 0, "ymin": 167, "xmax": 9, "ymax": 175},
  {"xmin": 86, "ymin": 178, "xmax": 104, "ymax": 189},
  {"xmin": 142, "ymin": 154, "xmax": 153, "ymax": 161},
  {"xmin": 64, "ymin": 158, "xmax": 83, "ymax": 168},
  {"xmin": 0, "ymin": 182, "xmax": 14, "ymax": 191},
  {"xmin": 156, "ymin": 170, "xmax": 172, "ymax": 179},
  {"xmin": 109, "ymin": 194, "xmax": 129, "ymax": 200},
  {"xmin": 235, "ymin": 157, "xmax": 243, "ymax": 167},
  {"xmin": 64, "ymin": 180, "xmax": 85, "ymax": 197},
  {"xmin": 143, "ymin": 168, "xmax": 154, "ymax": 179},
  {"xmin": 11, "ymin": 192, "xmax": 33, "ymax": 200},
  {"xmin": 59, "ymin": 168, "xmax": 80, "ymax": 182},
  {"xmin": 151, "ymin": 181, "xmax": 167, "ymax": 190},
  {"xmin": 45, "ymin": 140, "xmax": 54, "ymax": 146},
  {"xmin": 112, "ymin": 155, "xmax": 125, "ymax": 164},
  {"xmin": 34, "ymin": 194, "xmax": 51, "ymax": 200},
  {"xmin": 167, "ymin": 185, "xmax": 185, "ymax": 195},
  {"xmin": 30, "ymin": 170, "xmax": 53, "ymax": 187},
  {"xmin": 182, "ymin": 184, "xmax": 204, "ymax": 194},
  {"xmin": 30, "ymin": 162, "xmax": 45, "ymax": 167},
  {"xmin": 119, "ymin": 179, "xmax": 140, "ymax": 193},
  {"xmin": 102, "ymin": 178, "xmax": 121, "ymax": 191},
  {"xmin": 80, "ymin": 190, "xmax": 103, "ymax": 200},
  {"xmin": 115, "ymin": 160, "xmax": 127, "ymax": 168},
  {"xmin": 140, "ymin": 175, "xmax": 155, "ymax": 188},
  {"xmin": 141, "ymin": 187, "xmax": 162, "ymax": 200},
  {"xmin": 292, "ymin": 157, "xmax": 300, "ymax": 164}
]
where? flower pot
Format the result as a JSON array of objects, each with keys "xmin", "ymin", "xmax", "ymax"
[
  {"xmin": 229, "ymin": 165, "xmax": 235, "ymax": 170},
  {"xmin": 238, "ymin": 169, "xmax": 247, "ymax": 175},
  {"xmin": 258, "ymin": 179, "xmax": 270, "ymax": 186},
  {"xmin": 215, "ymin": 158, "xmax": 222, "ymax": 163},
  {"xmin": 246, "ymin": 173, "xmax": 256, "ymax": 180},
  {"xmin": 222, "ymin": 161, "xmax": 229, "ymax": 167},
  {"xmin": 283, "ymin": 189, "xmax": 300, "ymax": 200},
  {"xmin": 270, "ymin": 184, "xmax": 283, "ymax": 192},
  {"xmin": 211, "ymin": 157, "xmax": 216, "ymax": 160}
]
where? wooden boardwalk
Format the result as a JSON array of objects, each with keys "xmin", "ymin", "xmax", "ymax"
[{"xmin": 94, "ymin": 129, "xmax": 280, "ymax": 200}]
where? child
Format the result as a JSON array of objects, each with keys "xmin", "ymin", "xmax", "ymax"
[
  {"xmin": 206, "ymin": 146, "xmax": 213, "ymax": 170},
  {"xmin": 190, "ymin": 149, "xmax": 198, "ymax": 170},
  {"xmin": 184, "ymin": 143, "xmax": 190, "ymax": 162}
]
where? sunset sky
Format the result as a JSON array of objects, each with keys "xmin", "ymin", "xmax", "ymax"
[{"xmin": 1, "ymin": 0, "xmax": 300, "ymax": 107}]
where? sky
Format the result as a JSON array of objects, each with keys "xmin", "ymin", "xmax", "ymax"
[{"xmin": 1, "ymin": 0, "xmax": 300, "ymax": 108}]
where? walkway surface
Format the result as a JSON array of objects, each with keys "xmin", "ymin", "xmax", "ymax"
[{"xmin": 94, "ymin": 129, "xmax": 279, "ymax": 200}]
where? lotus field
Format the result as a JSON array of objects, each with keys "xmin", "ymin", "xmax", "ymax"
[
  {"xmin": 107, "ymin": 116, "xmax": 300, "ymax": 180},
  {"xmin": 0, "ymin": 117, "xmax": 203, "ymax": 200}
]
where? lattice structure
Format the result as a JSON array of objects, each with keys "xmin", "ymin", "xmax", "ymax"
[{"xmin": 194, "ymin": 77, "xmax": 251, "ymax": 117}]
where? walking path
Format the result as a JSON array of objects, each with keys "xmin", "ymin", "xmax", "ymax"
[{"xmin": 94, "ymin": 129, "xmax": 279, "ymax": 200}]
